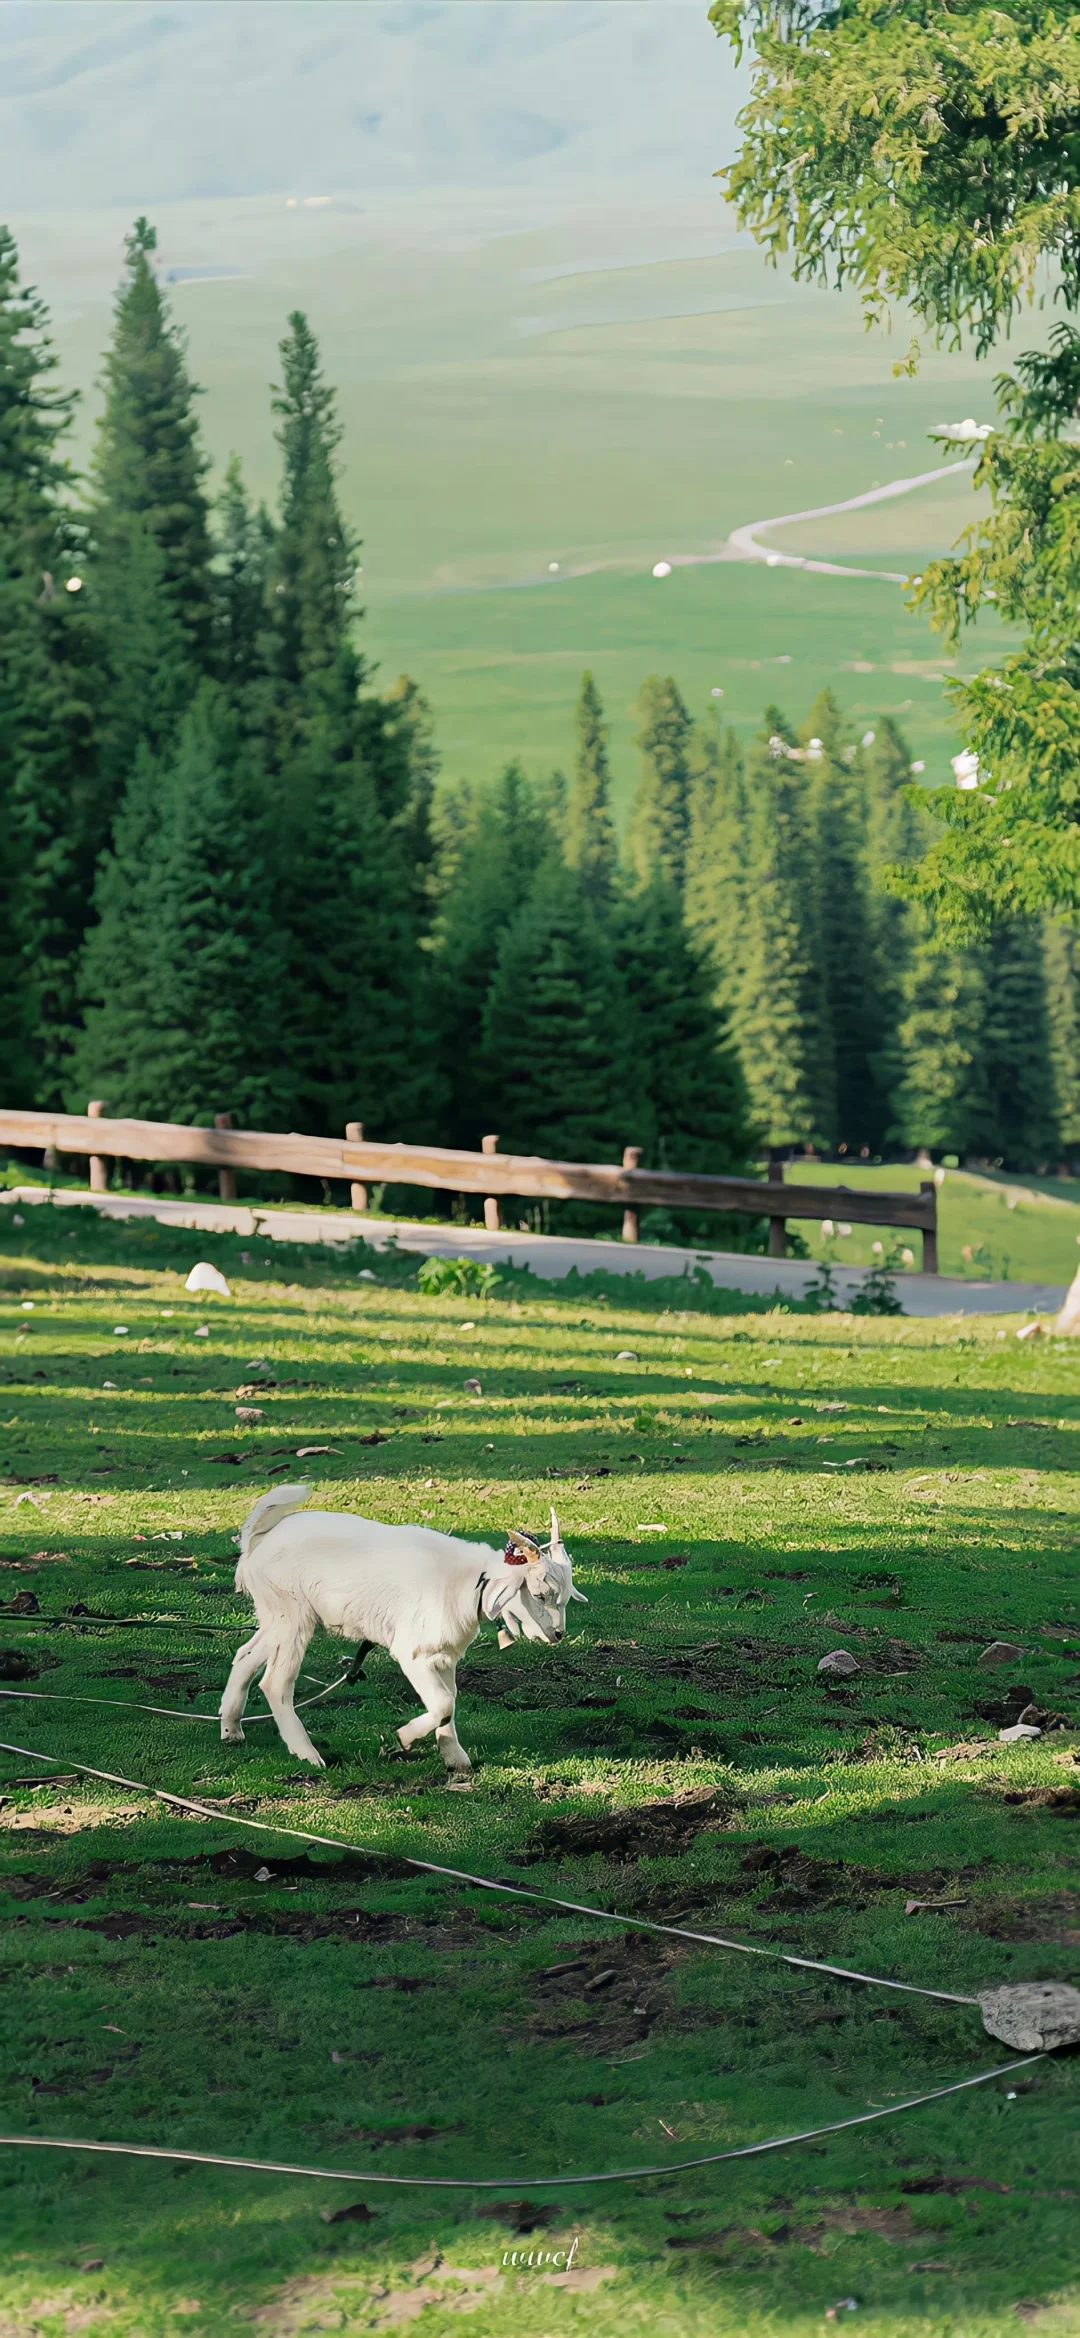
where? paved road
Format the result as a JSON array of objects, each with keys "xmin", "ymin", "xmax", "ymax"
[
  {"xmin": 5, "ymin": 1186, "xmax": 1066, "ymax": 1320},
  {"xmin": 722, "ymin": 458, "xmax": 977, "ymax": 584}
]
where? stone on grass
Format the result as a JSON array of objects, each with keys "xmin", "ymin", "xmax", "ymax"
[
  {"xmin": 818, "ymin": 1649, "xmax": 861, "ymax": 1678},
  {"xmin": 185, "ymin": 1261, "xmax": 231, "ymax": 1297},
  {"xmin": 978, "ymin": 1641, "xmax": 1025, "ymax": 1667},
  {"xmin": 235, "ymin": 1406, "xmax": 264, "ymax": 1424},
  {"xmin": 980, "ymin": 1981, "xmax": 1080, "ymax": 2052},
  {"xmin": 999, "ymin": 1721, "xmax": 1041, "ymax": 1742}
]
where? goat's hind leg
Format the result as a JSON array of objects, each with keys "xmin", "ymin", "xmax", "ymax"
[
  {"xmin": 220, "ymin": 1627, "xmax": 269, "ymax": 1744},
  {"xmin": 259, "ymin": 1614, "xmax": 324, "ymax": 1767}
]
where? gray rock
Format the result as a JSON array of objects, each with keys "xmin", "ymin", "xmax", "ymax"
[
  {"xmin": 998, "ymin": 1721, "xmax": 1041, "ymax": 1742},
  {"xmin": 978, "ymin": 1640, "xmax": 1024, "ymax": 1667},
  {"xmin": 980, "ymin": 1981, "xmax": 1080, "ymax": 2052},
  {"xmin": 818, "ymin": 1649, "xmax": 860, "ymax": 1678}
]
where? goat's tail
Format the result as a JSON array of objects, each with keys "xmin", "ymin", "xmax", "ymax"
[{"xmin": 235, "ymin": 1481, "xmax": 313, "ymax": 1591}]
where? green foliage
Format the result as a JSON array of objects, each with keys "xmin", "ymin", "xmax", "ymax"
[
  {"xmin": 712, "ymin": 4, "xmax": 1080, "ymax": 929},
  {"xmin": 685, "ymin": 715, "xmax": 749, "ymax": 1007},
  {"xmin": 93, "ymin": 217, "xmax": 215, "ymax": 664},
  {"xmin": 433, "ymin": 763, "xmax": 560, "ymax": 1148},
  {"xmin": 625, "ymin": 672, "xmax": 694, "ymax": 891},
  {"xmin": 610, "ymin": 874, "xmax": 756, "ymax": 1174},
  {"xmin": 267, "ymin": 310, "xmax": 357, "ymax": 703},
  {"xmin": 75, "ymin": 683, "xmax": 286, "ymax": 1126},
  {"xmin": 711, "ymin": 2, "xmax": 1080, "ymax": 358},
  {"xmin": 850, "ymin": 1244, "xmax": 905, "ymax": 1317},
  {"xmin": 416, "ymin": 1253, "xmax": 501, "ymax": 1299},
  {"xmin": 479, "ymin": 855, "xmax": 629, "ymax": 1160},
  {"xmin": 564, "ymin": 670, "xmax": 617, "ymax": 905},
  {"xmin": 212, "ymin": 452, "xmax": 275, "ymax": 700},
  {"xmin": 734, "ymin": 712, "xmax": 834, "ymax": 1148}
]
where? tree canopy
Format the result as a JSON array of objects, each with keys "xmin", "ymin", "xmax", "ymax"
[{"xmin": 711, "ymin": 0, "xmax": 1080, "ymax": 932}]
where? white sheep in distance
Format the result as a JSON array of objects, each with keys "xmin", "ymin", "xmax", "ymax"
[{"xmin": 219, "ymin": 1485, "xmax": 586, "ymax": 1771}]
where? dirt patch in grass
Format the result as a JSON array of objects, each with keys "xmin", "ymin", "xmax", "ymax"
[
  {"xmin": 736, "ymin": 1841, "xmax": 979, "ymax": 1912},
  {"xmin": 970, "ymin": 1891, "xmax": 1080, "ymax": 1943},
  {"xmin": 513, "ymin": 1786, "xmax": 732, "ymax": 1864},
  {"xmin": 666, "ymin": 2200, "xmax": 942, "ymax": 2253}
]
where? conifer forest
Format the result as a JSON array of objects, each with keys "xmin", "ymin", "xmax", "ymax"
[{"xmin": 3, "ymin": 217, "xmax": 1078, "ymax": 1191}]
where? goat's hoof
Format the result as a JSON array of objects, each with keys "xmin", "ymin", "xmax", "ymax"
[
  {"xmin": 297, "ymin": 1749, "xmax": 326, "ymax": 1769},
  {"xmin": 220, "ymin": 1725, "xmax": 244, "ymax": 1744}
]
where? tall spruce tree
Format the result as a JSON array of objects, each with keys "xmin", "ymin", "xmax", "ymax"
[
  {"xmin": 267, "ymin": 311, "xmax": 357, "ymax": 707},
  {"xmin": 274, "ymin": 694, "xmax": 440, "ymax": 1143},
  {"xmin": 610, "ymin": 875, "xmax": 755, "ymax": 1172},
  {"xmin": 888, "ymin": 915, "xmax": 989, "ymax": 1161},
  {"xmin": 0, "ymin": 227, "xmax": 103, "ymax": 1104},
  {"xmin": 565, "ymin": 672, "xmax": 617, "ymax": 905},
  {"xmin": 433, "ymin": 763, "xmax": 560, "ymax": 1146},
  {"xmin": 94, "ymin": 218, "xmax": 215, "ymax": 670},
  {"xmin": 1044, "ymin": 920, "xmax": 1080, "ymax": 1159},
  {"xmin": 212, "ymin": 452, "xmax": 275, "ymax": 702},
  {"xmin": 804, "ymin": 693, "xmax": 888, "ymax": 1150},
  {"xmin": 75, "ymin": 684, "xmax": 285, "ymax": 1126},
  {"xmin": 479, "ymin": 856, "xmax": 629, "ymax": 1161},
  {"xmin": 733, "ymin": 711, "xmax": 834, "ymax": 1148},
  {"xmin": 978, "ymin": 919, "xmax": 1061, "ymax": 1168},
  {"xmin": 685, "ymin": 716, "xmax": 748, "ymax": 1007},
  {"xmin": 626, "ymin": 674, "xmax": 693, "ymax": 891}
]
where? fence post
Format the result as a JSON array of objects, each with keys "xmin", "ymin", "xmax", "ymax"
[
  {"xmin": 345, "ymin": 1122, "xmax": 368, "ymax": 1212},
  {"xmin": 621, "ymin": 1145, "xmax": 642, "ymax": 1242},
  {"xmin": 214, "ymin": 1112, "xmax": 237, "ymax": 1203},
  {"xmin": 481, "ymin": 1135, "xmax": 501, "ymax": 1232},
  {"xmin": 920, "ymin": 1181, "xmax": 939, "ymax": 1275},
  {"xmin": 87, "ymin": 1099, "xmax": 109, "ymax": 1193},
  {"xmin": 767, "ymin": 1158, "xmax": 787, "ymax": 1257}
]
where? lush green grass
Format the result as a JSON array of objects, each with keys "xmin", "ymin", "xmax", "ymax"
[
  {"xmin": 1, "ymin": 1208, "xmax": 1078, "ymax": 2335},
  {"xmin": 784, "ymin": 1163, "xmax": 1080, "ymax": 1288},
  {"xmin": 11, "ymin": 190, "xmax": 1018, "ymax": 807}
]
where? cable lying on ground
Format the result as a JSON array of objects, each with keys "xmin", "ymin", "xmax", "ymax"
[
  {"xmin": 0, "ymin": 2058, "xmax": 1045, "ymax": 2191},
  {"xmin": 0, "ymin": 1734, "xmax": 978, "ymax": 2005}
]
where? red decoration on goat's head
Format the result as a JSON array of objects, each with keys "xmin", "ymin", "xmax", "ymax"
[{"xmin": 504, "ymin": 1529, "xmax": 540, "ymax": 1567}]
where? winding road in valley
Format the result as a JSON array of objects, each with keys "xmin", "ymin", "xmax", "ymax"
[{"xmin": 701, "ymin": 456, "xmax": 978, "ymax": 583}]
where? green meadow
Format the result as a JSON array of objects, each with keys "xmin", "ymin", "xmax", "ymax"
[
  {"xmin": 1, "ymin": 1207, "xmax": 1078, "ymax": 2336},
  {"xmin": 10, "ymin": 189, "xmax": 1019, "ymax": 807}
]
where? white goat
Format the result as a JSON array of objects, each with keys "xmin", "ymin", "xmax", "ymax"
[{"xmin": 220, "ymin": 1484, "xmax": 586, "ymax": 1771}]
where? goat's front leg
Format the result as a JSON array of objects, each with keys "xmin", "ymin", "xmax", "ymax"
[{"xmin": 395, "ymin": 1652, "xmax": 470, "ymax": 1770}]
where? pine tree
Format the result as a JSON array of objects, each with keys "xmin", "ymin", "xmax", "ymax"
[
  {"xmin": 979, "ymin": 918, "xmax": 1061, "ymax": 1168},
  {"xmin": 433, "ymin": 763, "xmax": 559, "ymax": 1146},
  {"xmin": 565, "ymin": 672, "xmax": 617, "ymax": 905},
  {"xmin": 75, "ymin": 685, "xmax": 285, "ymax": 1126},
  {"xmin": 93, "ymin": 218, "xmax": 215, "ymax": 666},
  {"xmin": 0, "ymin": 227, "xmax": 104, "ymax": 1104},
  {"xmin": 888, "ymin": 914, "xmax": 989, "ymax": 1159},
  {"xmin": 213, "ymin": 453, "xmax": 275, "ymax": 701},
  {"xmin": 1044, "ymin": 919, "xmax": 1080, "ymax": 1159},
  {"xmin": 479, "ymin": 856, "xmax": 629, "ymax": 1161},
  {"xmin": 274, "ymin": 701, "xmax": 440, "ymax": 1143},
  {"xmin": 626, "ymin": 673, "xmax": 693, "ymax": 891},
  {"xmin": 267, "ymin": 312, "xmax": 358, "ymax": 706},
  {"xmin": 611, "ymin": 876, "xmax": 755, "ymax": 1172},
  {"xmin": 733, "ymin": 712, "xmax": 834, "ymax": 1148},
  {"xmin": 804, "ymin": 695, "xmax": 888, "ymax": 1151},
  {"xmin": 685, "ymin": 716, "xmax": 748, "ymax": 1008}
]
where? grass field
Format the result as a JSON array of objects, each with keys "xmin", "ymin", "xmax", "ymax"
[
  {"xmin": 780, "ymin": 1164, "xmax": 1080, "ymax": 1289},
  {"xmin": 1, "ymin": 1207, "xmax": 1078, "ymax": 2337},
  {"xmin": 9, "ymin": 189, "xmax": 1021, "ymax": 807}
]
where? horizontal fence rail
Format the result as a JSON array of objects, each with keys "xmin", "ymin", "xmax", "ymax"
[{"xmin": 0, "ymin": 1107, "xmax": 939, "ymax": 1271}]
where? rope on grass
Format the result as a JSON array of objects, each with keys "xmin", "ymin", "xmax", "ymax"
[
  {"xmin": 0, "ymin": 1677, "xmax": 353, "ymax": 1728},
  {"xmin": 0, "ymin": 1734, "xmax": 980, "ymax": 2006},
  {"xmin": 0, "ymin": 2057, "xmax": 1045, "ymax": 2191}
]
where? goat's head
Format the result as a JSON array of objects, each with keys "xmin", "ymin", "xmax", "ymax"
[{"xmin": 485, "ymin": 1507, "xmax": 587, "ymax": 1645}]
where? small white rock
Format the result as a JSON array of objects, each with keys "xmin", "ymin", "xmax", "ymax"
[
  {"xmin": 617, "ymin": 1350, "xmax": 639, "ymax": 1362},
  {"xmin": 978, "ymin": 1640, "xmax": 1024, "ymax": 1667},
  {"xmin": 235, "ymin": 1406, "xmax": 264, "ymax": 1424},
  {"xmin": 998, "ymin": 1721, "xmax": 1041, "ymax": 1742},
  {"xmin": 185, "ymin": 1261, "xmax": 231, "ymax": 1297},
  {"xmin": 357, "ymin": 1269, "xmax": 376, "ymax": 1281},
  {"xmin": 818, "ymin": 1650, "xmax": 861, "ymax": 1678}
]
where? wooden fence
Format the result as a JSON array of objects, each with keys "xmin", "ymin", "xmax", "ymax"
[{"xmin": 0, "ymin": 1105, "xmax": 939, "ymax": 1271}]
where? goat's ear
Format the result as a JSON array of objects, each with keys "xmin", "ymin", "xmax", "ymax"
[{"xmin": 568, "ymin": 1584, "xmax": 589, "ymax": 1603}]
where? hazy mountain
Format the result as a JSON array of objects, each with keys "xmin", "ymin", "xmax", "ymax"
[{"xmin": 0, "ymin": 0, "xmax": 746, "ymax": 210}]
